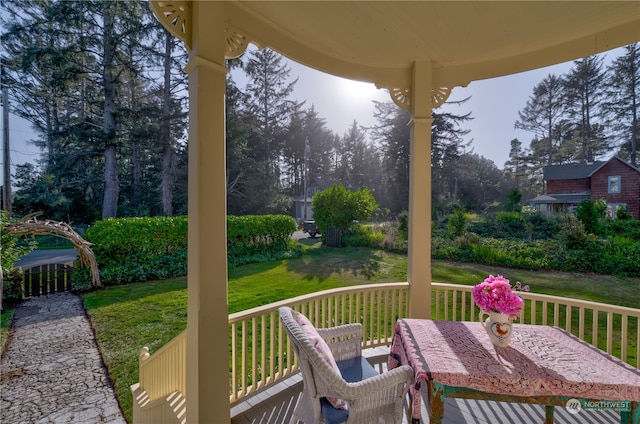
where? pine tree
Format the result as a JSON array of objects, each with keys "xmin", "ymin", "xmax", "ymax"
[
  {"xmin": 605, "ymin": 43, "xmax": 640, "ymax": 166},
  {"xmin": 515, "ymin": 74, "xmax": 565, "ymax": 166},
  {"xmin": 244, "ymin": 48, "xmax": 299, "ymax": 186},
  {"xmin": 564, "ymin": 55, "xmax": 608, "ymax": 162}
]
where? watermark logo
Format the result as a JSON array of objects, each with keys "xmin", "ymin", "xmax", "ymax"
[
  {"xmin": 566, "ymin": 398, "xmax": 581, "ymax": 414},
  {"xmin": 565, "ymin": 398, "xmax": 631, "ymax": 414}
]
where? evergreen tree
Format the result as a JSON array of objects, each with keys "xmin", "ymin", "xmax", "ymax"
[
  {"xmin": 431, "ymin": 99, "xmax": 472, "ymax": 203},
  {"xmin": 2, "ymin": 0, "xmax": 189, "ymax": 221},
  {"xmin": 372, "ymin": 101, "xmax": 411, "ymax": 212},
  {"xmin": 503, "ymin": 138, "xmax": 528, "ymax": 189},
  {"xmin": 243, "ymin": 48, "xmax": 299, "ymax": 187},
  {"xmin": 605, "ymin": 43, "xmax": 640, "ymax": 166},
  {"xmin": 564, "ymin": 55, "xmax": 608, "ymax": 162},
  {"xmin": 515, "ymin": 74, "xmax": 565, "ymax": 165}
]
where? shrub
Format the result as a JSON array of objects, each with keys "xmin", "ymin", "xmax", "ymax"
[
  {"xmin": 84, "ymin": 215, "xmax": 300, "ymax": 285},
  {"xmin": 227, "ymin": 214, "xmax": 297, "ymax": 258},
  {"xmin": 1, "ymin": 211, "xmax": 37, "ymax": 304},
  {"xmin": 616, "ymin": 206, "xmax": 633, "ymax": 220},
  {"xmin": 227, "ymin": 215, "xmax": 300, "ymax": 267},
  {"xmin": 311, "ymin": 183, "xmax": 377, "ymax": 243},
  {"xmin": 447, "ymin": 208, "xmax": 469, "ymax": 238},
  {"xmin": 397, "ymin": 210, "xmax": 408, "ymax": 239},
  {"xmin": 602, "ymin": 219, "xmax": 640, "ymax": 240},
  {"xmin": 503, "ymin": 188, "xmax": 522, "ymax": 212},
  {"xmin": 576, "ymin": 199, "xmax": 606, "ymax": 234},
  {"xmin": 85, "ymin": 216, "xmax": 188, "ymax": 266},
  {"xmin": 342, "ymin": 223, "xmax": 385, "ymax": 248}
]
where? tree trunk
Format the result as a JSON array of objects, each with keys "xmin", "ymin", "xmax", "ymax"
[
  {"xmin": 101, "ymin": 3, "xmax": 118, "ymax": 218},
  {"xmin": 160, "ymin": 31, "xmax": 174, "ymax": 216}
]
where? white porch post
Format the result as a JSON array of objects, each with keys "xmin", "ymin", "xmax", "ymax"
[
  {"xmin": 407, "ymin": 61, "xmax": 434, "ymax": 319},
  {"xmin": 185, "ymin": 2, "xmax": 230, "ymax": 423}
]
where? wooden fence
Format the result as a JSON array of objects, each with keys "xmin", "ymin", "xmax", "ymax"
[{"xmin": 22, "ymin": 264, "xmax": 72, "ymax": 297}]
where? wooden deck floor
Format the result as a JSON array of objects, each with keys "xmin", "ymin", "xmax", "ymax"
[{"xmin": 230, "ymin": 347, "xmax": 621, "ymax": 424}]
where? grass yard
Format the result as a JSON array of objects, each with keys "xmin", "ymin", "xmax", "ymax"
[
  {"xmin": 81, "ymin": 245, "xmax": 640, "ymax": 423},
  {"xmin": 1, "ymin": 307, "xmax": 14, "ymax": 355}
]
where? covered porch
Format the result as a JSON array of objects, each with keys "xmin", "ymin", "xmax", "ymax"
[{"xmin": 137, "ymin": 2, "xmax": 640, "ymax": 423}]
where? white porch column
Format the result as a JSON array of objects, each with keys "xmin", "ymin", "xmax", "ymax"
[
  {"xmin": 185, "ymin": 2, "xmax": 230, "ymax": 423},
  {"xmin": 407, "ymin": 61, "xmax": 434, "ymax": 319}
]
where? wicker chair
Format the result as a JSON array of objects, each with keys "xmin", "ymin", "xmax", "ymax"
[{"xmin": 279, "ymin": 307, "xmax": 414, "ymax": 424}]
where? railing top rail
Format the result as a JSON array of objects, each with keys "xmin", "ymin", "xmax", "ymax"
[
  {"xmin": 228, "ymin": 280, "xmax": 639, "ymax": 323},
  {"xmin": 228, "ymin": 282, "xmax": 409, "ymax": 323},
  {"xmin": 431, "ymin": 282, "xmax": 640, "ymax": 316}
]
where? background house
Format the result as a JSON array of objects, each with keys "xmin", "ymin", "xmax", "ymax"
[{"xmin": 530, "ymin": 157, "xmax": 640, "ymax": 219}]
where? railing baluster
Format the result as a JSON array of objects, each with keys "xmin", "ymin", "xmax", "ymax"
[
  {"xmin": 579, "ymin": 307, "xmax": 585, "ymax": 340},
  {"xmin": 242, "ymin": 320, "xmax": 247, "ymax": 397},
  {"xmin": 231, "ymin": 323, "xmax": 238, "ymax": 401},
  {"xmin": 592, "ymin": 309, "xmax": 598, "ymax": 348},
  {"xmin": 621, "ymin": 314, "xmax": 628, "ymax": 363},
  {"xmin": 606, "ymin": 311, "xmax": 613, "ymax": 354}
]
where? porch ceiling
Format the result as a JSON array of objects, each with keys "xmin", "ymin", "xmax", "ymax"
[{"xmin": 224, "ymin": 1, "xmax": 640, "ymax": 89}]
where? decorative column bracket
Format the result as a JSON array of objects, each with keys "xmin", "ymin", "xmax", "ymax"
[
  {"xmin": 150, "ymin": 1, "xmax": 248, "ymax": 58},
  {"xmin": 150, "ymin": 1, "xmax": 192, "ymax": 50},
  {"xmin": 389, "ymin": 86, "xmax": 453, "ymax": 110}
]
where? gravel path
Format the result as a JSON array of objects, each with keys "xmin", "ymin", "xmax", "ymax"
[{"xmin": 1, "ymin": 292, "xmax": 126, "ymax": 423}]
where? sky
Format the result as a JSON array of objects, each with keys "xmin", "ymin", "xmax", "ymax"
[
  {"xmin": 280, "ymin": 45, "xmax": 625, "ymax": 168},
  {"xmin": 0, "ymin": 46, "xmax": 627, "ymax": 188}
]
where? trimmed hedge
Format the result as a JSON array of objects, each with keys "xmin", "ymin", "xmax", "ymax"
[
  {"xmin": 73, "ymin": 214, "xmax": 300, "ymax": 288},
  {"xmin": 227, "ymin": 215, "xmax": 301, "ymax": 267}
]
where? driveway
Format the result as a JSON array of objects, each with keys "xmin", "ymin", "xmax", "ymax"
[{"xmin": 14, "ymin": 249, "xmax": 77, "ymax": 269}]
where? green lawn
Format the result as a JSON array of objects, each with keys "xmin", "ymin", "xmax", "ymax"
[
  {"xmin": 1, "ymin": 307, "xmax": 14, "ymax": 355},
  {"xmin": 80, "ymin": 246, "xmax": 640, "ymax": 423}
]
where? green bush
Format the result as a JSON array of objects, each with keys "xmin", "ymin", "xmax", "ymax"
[
  {"xmin": 447, "ymin": 208, "xmax": 469, "ymax": 238},
  {"xmin": 227, "ymin": 214, "xmax": 301, "ymax": 267},
  {"xmin": 85, "ymin": 216, "xmax": 188, "ymax": 265},
  {"xmin": 1, "ymin": 211, "xmax": 37, "ymax": 304},
  {"xmin": 83, "ymin": 215, "xmax": 300, "ymax": 285},
  {"xmin": 602, "ymin": 219, "xmax": 640, "ymax": 240},
  {"xmin": 342, "ymin": 223, "xmax": 385, "ymax": 248},
  {"xmin": 576, "ymin": 199, "xmax": 606, "ymax": 234},
  {"xmin": 397, "ymin": 211, "xmax": 408, "ymax": 239},
  {"xmin": 311, "ymin": 183, "xmax": 377, "ymax": 243}
]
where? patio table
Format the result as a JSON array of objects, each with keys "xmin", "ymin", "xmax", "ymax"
[{"xmin": 388, "ymin": 319, "xmax": 640, "ymax": 424}]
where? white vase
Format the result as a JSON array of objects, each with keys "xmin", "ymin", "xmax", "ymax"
[{"xmin": 479, "ymin": 311, "xmax": 513, "ymax": 347}]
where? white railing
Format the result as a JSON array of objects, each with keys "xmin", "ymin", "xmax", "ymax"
[
  {"xmin": 228, "ymin": 282, "xmax": 409, "ymax": 404},
  {"xmin": 432, "ymin": 283, "xmax": 640, "ymax": 367},
  {"xmin": 138, "ymin": 330, "xmax": 187, "ymax": 403},
  {"xmin": 135, "ymin": 282, "xmax": 639, "ymax": 410}
]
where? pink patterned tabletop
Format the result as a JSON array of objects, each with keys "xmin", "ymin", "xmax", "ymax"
[{"xmin": 388, "ymin": 319, "xmax": 640, "ymax": 419}]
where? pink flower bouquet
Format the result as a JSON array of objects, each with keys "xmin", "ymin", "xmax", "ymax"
[{"xmin": 472, "ymin": 275, "xmax": 529, "ymax": 320}]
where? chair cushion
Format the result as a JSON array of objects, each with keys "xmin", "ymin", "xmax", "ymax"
[
  {"xmin": 336, "ymin": 356, "xmax": 379, "ymax": 383},
  {"xmin": 320, "ymin": 398, "xmax": 349, "ymax": 424},
  {"xmin": 320, "ymin": 357, "xmax": 379, "ymax": 424},
  {"xmin": 292, "ymin": 311, "xmax": 348, "ymax": 410}
]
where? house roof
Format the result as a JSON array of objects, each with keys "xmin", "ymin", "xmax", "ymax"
[
  {"xmin": 530, "ymin": 193, "xmax": 591, "ymax": 204},
  {"xmin": 544, "ymin": 162, "xmax": 605, "ymax": 180},
  {"xmin": 544, "ymin": 157, "xmax": 640, "ymax": 181}
]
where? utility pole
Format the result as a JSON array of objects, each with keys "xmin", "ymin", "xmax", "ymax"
[
  {"xmin": 2, "ymin": 85, "xmax": 11, "ymax": 215},
  {"xmin": 303, "ymin": 136, "xmax": 310, "ymax": 220}
]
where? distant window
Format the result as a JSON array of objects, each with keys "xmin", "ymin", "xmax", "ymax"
[
  {"xmin": 607, "ymin": 203, "xmax": 627, "ymax": 219},
  {"xmin": 608, "ymin": 176, "xmax": 621, "ymax": 194}
]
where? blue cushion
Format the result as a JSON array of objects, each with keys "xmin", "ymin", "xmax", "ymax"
[
  {"xmin": 321, "ymin": 398, "xmax": 349, "ymax": 424},
  {"xmin": 321, "ymin": 356, "xmax": 379, "ymax": 424},
  {"xmin": 336, "ymin": 356, "xmax": 379, "ymax": 382}
]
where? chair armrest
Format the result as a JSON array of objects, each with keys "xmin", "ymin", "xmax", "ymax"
[
  {"xmin": 318, "ymin": 364, "xmax": 414, "ymax": 419},
  {"xmin": 317, "ymin": 324, "xmax": 362, "ymax": 361},
  {"xmin": 332, "ymin": 364, "xmax": 414, "ymax": 400}
]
